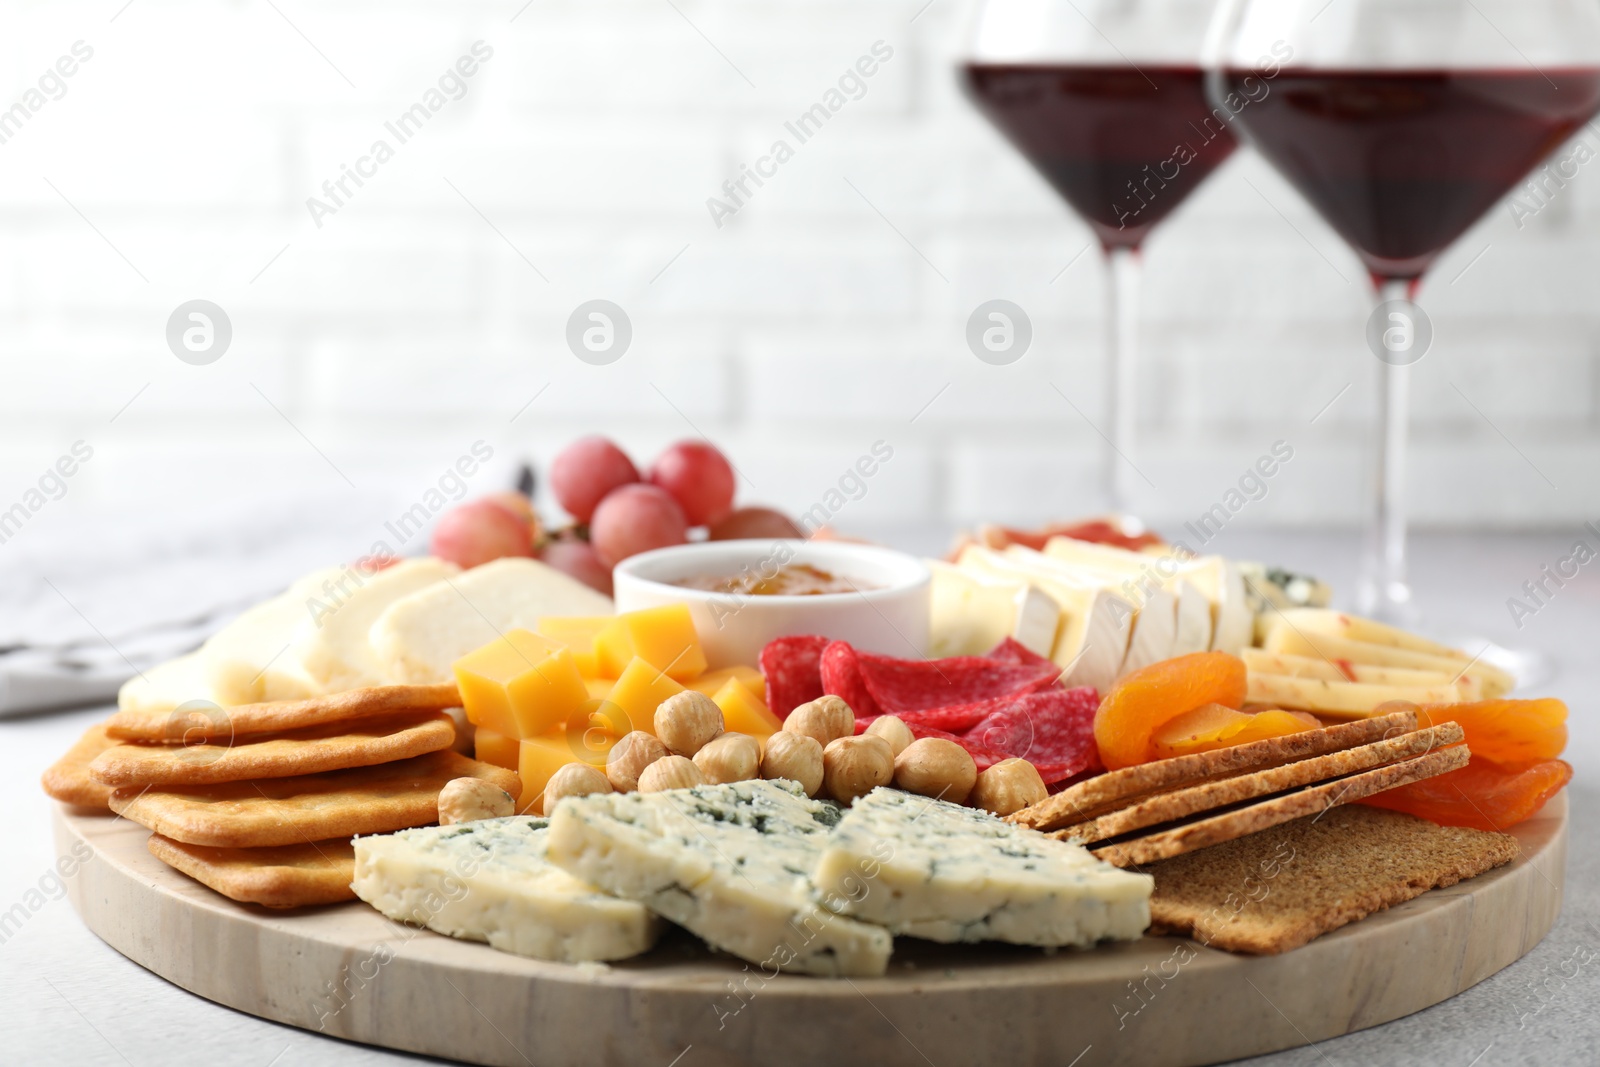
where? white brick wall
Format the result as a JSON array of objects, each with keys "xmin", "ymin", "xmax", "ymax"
[{"xmin": 2, "ymin": 0, "xmax": 1597, "ymax": 542}]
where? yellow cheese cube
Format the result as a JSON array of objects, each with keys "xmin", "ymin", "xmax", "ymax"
[
  {"xmin": 688, "ymin": 665, "xmax": 766, "ymax": 700},
  {"xmin": 453, "ymin": 629, "xmax": 590, "ymax": 740},
  {"xmin": 537, "ymin": 615, "xmax": 613, "ymax": 678},
  {"xmin": 603, "ymin": 656, "xmax": 687, "ymax": 736},
  {"xmin": 473, "ymin": 727, "xmax": 520, "ymax": 771},
  {"xmin": 712, "ymin": 677, "xmax": 782, "ymax": 739},
  {"xmin": 595, "ymin": 605, "xmax": 707, "ymax": 682},
  {"xmin": 515, "ymin": 730, "xmax": 618, "ymax": 815},
  {"xmin": 584, "ymin": 676, "xmax": 614, "ymax": 701}
]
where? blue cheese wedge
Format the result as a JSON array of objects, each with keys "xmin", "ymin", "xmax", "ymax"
[
  {"xmin": 545, "ymin": 780, "xmax": 893, "ymax": 977},
  {"xmin": 813, "ymin": 788, "xmax": 1152, "ymax": 947},
  {"xmin": 352, "ymin": 816, "xmax": 659, "ymax": 963}
]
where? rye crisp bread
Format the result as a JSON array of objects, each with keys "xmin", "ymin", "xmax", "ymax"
[
  {"xmin": 147, "ymin": 834, "xmax": 356, "ymax": 909},
  {"xmin": 1091, "ymin": 745, "xmax": 1470, "ymax": 867},
  {"xmin": 40, "ymin": 721, "xmax": 119, "ymax": 810},
  {"xmin": 1146, "ymin": 805, "xmax": 1520, "ymax": 954},
  {"xmin": 105, "ymin": 683, "xmax": 462, "ymax": 743},
  {"xmin": 1010, "ymin": 709, "xmax": 1418, "ymax": 832},
  {"xmin": 109, "ymin": 750, "xmax": 520, "ymax": 848},
  {"xmin": 89, "ymin": 712, "xmax": 456, "ymax": 788},
  {"xmin": 1053, "ymin": 724, "xmax": 1464, "ymax": 846}
]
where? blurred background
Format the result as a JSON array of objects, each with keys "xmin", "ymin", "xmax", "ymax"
[{"xmin": 3, "ymin": 0, "xmax": 1598, "ymax": 574}]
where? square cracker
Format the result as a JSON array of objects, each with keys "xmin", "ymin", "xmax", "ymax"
[
  {"xmin": 109, "ymin": 750, "xmax": 520, "ymax": 848},
  {"xmin": 89, "ymin": 711, "xmax": 456, "ymax": 788},
  {"xmin": 148, "ymin": 834, "xmax": 356, "ymax": 909},
  {"xmin": 41, "ymin": 721, "xmax": 119, "ymax": 810},
  {"xmin": 1147, "ymin": 805, "xmax": 1519, "ymax": 954},
  {"xmin": 105, "ymin": 683, "xmax": 462, "ymax": 743}
]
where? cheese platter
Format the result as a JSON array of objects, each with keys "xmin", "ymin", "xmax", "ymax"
[{"xmin": 39, "ymin": 435, "xmax": 1576, "ymax": 1067}]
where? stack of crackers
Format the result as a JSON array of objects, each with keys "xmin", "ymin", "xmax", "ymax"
[
  {"xmin": 1010, "ymin": 708, "xmax": 1519, "ymax": 953},
  {"xmin": 41, "ymin": 684, "xmax": 520, "ymax": 909}
]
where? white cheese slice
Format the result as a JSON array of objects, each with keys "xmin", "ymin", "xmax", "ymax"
[
  {"xmin": 926, "ymin": 560, "xmax": 1061, "ymax": 659},
  {"xmin": 964, "ymin": 546, "xmax": 1134, "ymax": 693},
  {"xmin": 201, "ymin": 567, "xmax": 344, "ymax": 705},
  {"xmin": 289, "ymin": 558, "xmax": 460, "ymax": 692},
  {"xmin": 352, "ymin": 816, "xmax": 660, "ymax": 963},
  {"xmin": 1116, "ymin": 586, "xmax": 1177, "ymax": 676},
  {"xmin": 1170, "ymin": 580, "xmax": 1214, "ymax": 657},
  {"xmin": 1032, "ymin": 539, "xmax": 1177, "ymax": 676},
  {"xmin": 371, "ymin": 557, "xmax": 614, "ymax": 685},
  {"xmin": 116, "ymin": 652, "xmax": 219, "ymax": 714},
  {"xmin": 545, "ymin": 780, "xmax": 893, "ymax": 977},
  {"xmin": 1178, "ymin": 557, "xmax": 1252, "ymax": 655},
  {"xmin": 1261, "ymin": 626, "xmax": 1512, "ymax": 698},
  {"xmin": 813, "ymin": 788, "xmax": 1151, "ymax": 946}
]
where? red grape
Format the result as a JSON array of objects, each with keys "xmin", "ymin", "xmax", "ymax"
[
  {"xmin": 550, "ymin": 437, "xmax": 639, "ymax": 523},
  {"xmin": 708, "ymin": 506, "xmax": 803, "ymax": 541},
  {"xmin": 431, "ymin": 500, "xmax": 535, "ymax": 568},
  {"xmin": 590, "ymin": 484, "xmax": 689, "ymax": 566},
  {"xmin": 649, "ymin": 440, "xmax": 736, "ymax": 526},
  {"xmin": 540, "ymin": 540, "xmax": 614, "ymax": 596}
]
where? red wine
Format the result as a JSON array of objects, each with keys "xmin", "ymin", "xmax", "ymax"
[
  {"xmin": 962, "ymin": 64, "xmax": 1238, "ymax": 250},
  {"xmin": 1223, "ymin": 68, "xmax": 1600, "ymax": 281}
]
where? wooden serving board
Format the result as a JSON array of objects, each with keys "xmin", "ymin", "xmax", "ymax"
[{"xmin": 57, "ymin": 796, "xmax": 1566, "ymax": 1067}]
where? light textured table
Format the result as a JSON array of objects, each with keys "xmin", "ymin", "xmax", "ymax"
[{"xmin": 3, "ymin": 530, "xmax": 1596, "ymax": 1067}]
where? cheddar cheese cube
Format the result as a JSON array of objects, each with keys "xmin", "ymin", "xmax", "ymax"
[
  {"xmin": 711, "ymin": 677, "xmax": 782, "ymax": 739},
  {"xmin": 595, "ymin": 605, "xmax": 707, "ymax": 682},
  {"xmin": 453, "ymin": 629, "xmax": 590, "ymax": 740},
  {"xmin": 688, "ymin": 665, "xmax": 766, "ymax": 700},
  {"xmin": 473, "ymin": 726, "xmax": 520, "ymax": 771},
  {"xmin": 537, "ymin": 615, "xmax": 612, "ymax": 678},
  {"xmin": 603, "ymin": 656, "xmax": 687, "ymax": 736},
  {"xmin": 514, "ymin": 729, "xmax": 618, "ymax": 815}
]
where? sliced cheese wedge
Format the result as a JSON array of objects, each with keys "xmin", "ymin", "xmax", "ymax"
[
  {"xmin": 1170, "ymin": 580, "xmax": 1214, "ymax": 657},
  {"xmin": 1262, "ymin": 626, "xmax": 1511, "ymax": 699},
  {"xmin": 1246, "ymin": 672, "xmax": 1472, "ymax": 718},
  {"xmin": 372, "ymin": 557, "xmax": 614, "ymax": 685},
  {"xmin": 927, "ymin": 560, "xmax": 1061, "ymax": 659},
  {"xmin": 1263, "ymin": 609, "xmax": 1516, "ymax": 694},
  {"xmin": 290, "ymin": 558, "xmax": 461, "ymax": 692},
  {"xmin": 202, "ymin": 566, "xmax": 345, "ymax": 705},
  {"xmin": 1032, "ymin": 539, "xmax": 1177, "ymax": 676},
  {"xmin": 116, "ymin": 652, "xmax": 221, "ymax": 714},
  {"xmin": 1177, "ymin": 556, "xmax": 1252, "ymax": 655},
  {"xmin": 1241, "ymin": 648, "xmax": 1466, "ymax": 689},
  {"xmin": 958, "ymin": 546, "xmax": 1131, "ymax": 693}
]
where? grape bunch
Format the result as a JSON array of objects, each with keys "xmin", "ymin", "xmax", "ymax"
[{"xmin": 429, "ymin": 436, "xmax": 802, "ymax": 595}]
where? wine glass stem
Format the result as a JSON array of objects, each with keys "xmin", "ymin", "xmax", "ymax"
[
  {"xmin": 1105, "ymin": 245, "xmax": 1141, "ymax": 515},
  {"xmin": 1362, "ymin": 278, "xmax": 1416, "ymax": 623}
]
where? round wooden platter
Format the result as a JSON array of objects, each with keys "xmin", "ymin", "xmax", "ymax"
[{"xmin": 57, "ymin": 796, "xmax": 1567, "ymax": 1067}]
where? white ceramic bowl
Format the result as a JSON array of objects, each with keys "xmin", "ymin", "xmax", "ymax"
[{"xmin": 612, "ymin": 540, "xmax": 932, "ymax": 669}]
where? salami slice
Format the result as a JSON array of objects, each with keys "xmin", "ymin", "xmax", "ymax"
[
  {"xmin": 854, "ymin": 648, "xmax": 1062, "ymax": 716},
  {"xmin": 819, "ymin": 641, "xmax": 883, "ymax": 719},
  {"xmin": 759, "ymin": 635, "xmax": 831, "ymax": 718},
  {"xmin": 963, "ymin": 687, "xmax": 1101, "ymax": 784},
  {"xmin": 984, "ymin": 636, "xmax": 1057, "ymax": 671}
]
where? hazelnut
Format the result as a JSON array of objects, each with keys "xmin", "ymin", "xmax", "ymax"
[
  {"xmin": 542, "ymin": 762, "xmax": 613, "ymax": 816},
  {"xmin": 893, "ymin": 738, "xmax": 977, "ymax": 805},
  {"xmin": 865, "ymin": 715, "xmax": 915, "ymax": 757},
  {"xmin": 693, "ymin": 732, "xmax": 762, "ymax": 785},
  {"xmin": 760, "ymin": 731, "xmax": 824, "ymax": 797},
  {"xmin": 970, "ymin": 758, "xmax": 1047, "ymax": 817},
  {"xmin": 822, "ymin": 734, "xmax": 894, "ymax": 804},
  {"xmin": 785, "ymin": 695, "xmax": 855, "ymax": 747},
  {"xmin": 606, "ymin": 731, "xmax": 670, "ymax": 792},
  {"xmin": 654, "ymin": 691, "xmax": 726, "ymax": 756},
  {"xmin": 437, "ymin": 777, "xmax": 515, "ymax": 825},
  {"xmin": 637, "ymin": 754, "xmax": 705, "ymax": 793}
]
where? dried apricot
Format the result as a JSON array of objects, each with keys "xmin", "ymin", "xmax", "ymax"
[
  {"xmin": 1094, "ymin": 652, "xmax": 1248, "ymax": 770},
  {"xmin": 1413, "ymin": 698, "xmax": 1567, "ymax": 771},
  {"xmin": 1151, "ymin": 704, "xmax": 1319, "ymax": 759},
  {"xmin": 1360, "ymin": 757, "xmax": 1571, "ymax": 831}
]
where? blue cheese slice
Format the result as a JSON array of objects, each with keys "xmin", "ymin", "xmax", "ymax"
[
  {"xmin": 813, "ymin": 788, "xmax": 1152, "ymax": 947},
  {"xmin": 352, "ymin": 816, "xmax": 659, "ymax": 963},
  {"xmin": 545, "ymin": 779, "xmax": 893, "ymax": 977}
]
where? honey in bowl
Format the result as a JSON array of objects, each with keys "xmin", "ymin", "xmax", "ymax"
[{"xmin": 672, "ymin": 562, "xmax": 877, "ymax": 597}]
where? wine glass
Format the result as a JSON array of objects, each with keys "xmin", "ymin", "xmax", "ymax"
[
  {"xmin": 960, "ymin": 0, "xmax": 1236, "ymax": 516},
  {"xmin": 1208, "ymin": 0, "xmax": 1600, "ymax": 643}
]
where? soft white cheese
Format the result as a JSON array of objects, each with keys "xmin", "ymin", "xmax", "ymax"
[
  {"xmin": 352, "ymin": 816, "xmax": 659, "ymax": 963},
  {"xmin": 813, "ymin": 788, "xmax": 1152, "ymax": 947},
  {"xmin": 545, "ymin": 779, "xmax": 893, "ymax": 977}
]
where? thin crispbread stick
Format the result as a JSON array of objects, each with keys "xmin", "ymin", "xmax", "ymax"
[
  {"xmin": 1091, "ymin": 745, "xmax": 1470, "ymax": 868},
  {"xmin": 1010, "ymin": 709, "xmax": 1418, "ymax": 832},
  {"xmin": 1051, "ymin": 723, "xmax": 1463, "ymax": 846}
]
